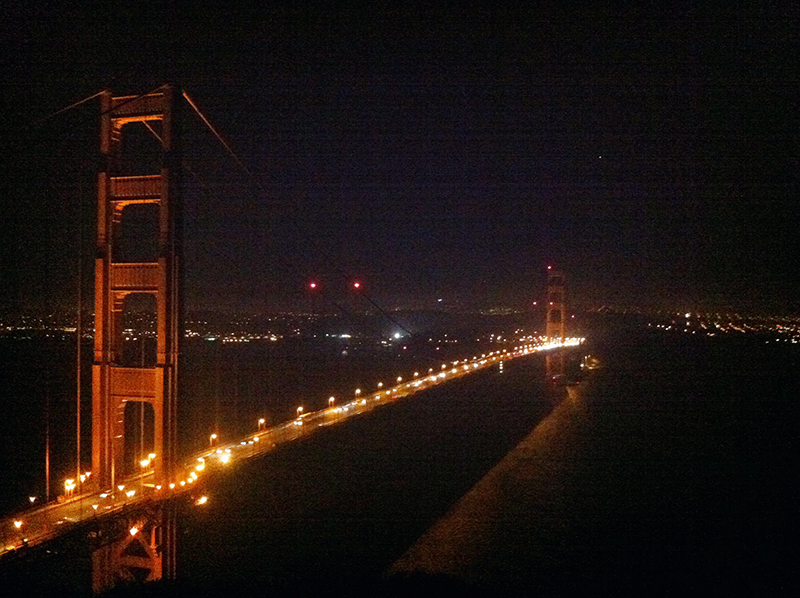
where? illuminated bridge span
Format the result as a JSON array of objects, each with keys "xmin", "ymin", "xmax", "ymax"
[{"xmin": 0, "ymin": 337, "xmax": 580, "ymax": 559}]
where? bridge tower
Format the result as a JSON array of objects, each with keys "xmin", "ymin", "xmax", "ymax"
[
  {"xmin": 545, "ymin": 267, "xmax": 566, "ymax": 343},
  {"xmin": 91, "ymin": 87, "xmax": 180, "ymax": 590},
  {"xmin": 545, "ymin": 267, "xmax": 566, "ymax": 382}
]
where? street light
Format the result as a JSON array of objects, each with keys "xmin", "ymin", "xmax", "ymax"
[
  {"xmin": 210, "ymin": 433, "xmax": 218, "ymax": 447},
  {"xmin": 377, "ymin": 382, "xmax": 383, "ymax": 388},
  {"xmin": 258, "ymin": 418, "xmax": 265, "ymax": 431},
  {"xmin": 64, "ymin": 479, "xmax": 76, "ymax": 497},
  {"xmin": 329, "ymin": 397, "xmax": 335, "ymax": 408},
  {"xmin": 297, "ymin": 406, "xmax": 303, "ymax": 418},
  {"xmin": 354, "ymin": 389, "xmax": 361, "ymax": 397}
]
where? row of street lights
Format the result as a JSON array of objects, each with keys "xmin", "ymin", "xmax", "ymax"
[
  {"xmin": 8, "ymin": 342, "xmax": 563, "ymax": 551},
  {"xmin": 19, "ymin": 358, "xmax": 476, "ymax": 548},
  {"xmin": 211, "ymin": 367, "xmax": 449, "ymax": 444},
  {"xmin": 205, "ymin": 346, "xmax": 552, "ymax": 461},
  {"xmin": 18, "ymin": 342, "xmax": 551, "ymax": 531}
]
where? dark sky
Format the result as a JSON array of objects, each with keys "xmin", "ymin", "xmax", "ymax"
[{"xmin": 1, "ymin": 4, "xmax": 797, "ymax": 314}]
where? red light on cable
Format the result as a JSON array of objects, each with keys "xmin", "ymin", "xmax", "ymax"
[
  {"xmin": 309, "ymin": 282, "xmax": 317, "ymax": 290},
  {"xmin": 353, "ymin": 282, "xmax": 361, "ymax": 289}
]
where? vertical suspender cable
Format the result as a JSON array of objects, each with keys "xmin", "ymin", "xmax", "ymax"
[{"xmin": 76, "ymin": 174, "xmax": 83, "ymax": 493}]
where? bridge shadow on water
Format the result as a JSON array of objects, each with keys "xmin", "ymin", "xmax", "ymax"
[{"xmin": 172, "ymin": 356, "xmax": 555, "ymax": 596}]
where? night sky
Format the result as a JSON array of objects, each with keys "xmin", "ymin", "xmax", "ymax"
[{"xmin": 1, "ymin": 4, "xmax": 797, "ymax": 314}]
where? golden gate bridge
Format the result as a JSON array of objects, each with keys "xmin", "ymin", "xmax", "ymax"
[{"xmin": 0, "ymin": 87, "xmax": 578, "ymax": 593}]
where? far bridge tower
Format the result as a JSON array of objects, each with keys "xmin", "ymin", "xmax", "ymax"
[
  {"xmin": 545, "ymin": 267, "xmax": 566, "ymax": 344},
  {"xmin": 545, "ymin": 267, "xmax": 566, "ymax": 382}
]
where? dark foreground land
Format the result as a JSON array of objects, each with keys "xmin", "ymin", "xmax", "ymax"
[{"xmin": 3, "ymin": 331, "xmax": 798, "ymax": 596}]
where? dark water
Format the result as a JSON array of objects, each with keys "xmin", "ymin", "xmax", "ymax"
[
  {"xmin": 565, "ymin": 332, "xmax": 798, "ymax": 595},
  {"xmin": 3, "ymin": 330, "xmax": 798, "ymax": 595}
]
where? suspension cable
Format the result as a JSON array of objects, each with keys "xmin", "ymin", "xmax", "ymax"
[
  {"xmin": 31, "ymin": 84, "xmax": 171, "ymax": 130},
  {"xmin": 33, "ymin": 90, "xmax": 105, "ymax": 127},
  {"xmin": 182, "ymin": 90, "xmax": 256, "ymax": 181}
]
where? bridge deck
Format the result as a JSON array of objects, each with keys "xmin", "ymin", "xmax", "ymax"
[{"xmin": 1, "ymin": 340, "xmax": 579, "ymax": 557}]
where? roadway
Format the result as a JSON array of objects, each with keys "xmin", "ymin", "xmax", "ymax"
[{"xmin": 1, "ymin": 338, "xmax": 580, "ymax": 557}]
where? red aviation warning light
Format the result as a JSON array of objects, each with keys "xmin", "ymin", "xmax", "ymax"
[
  {"xmin": 353, "ymin": 281, "xmax": 361, "ymax": 289},
  {"xmin": 309, "ymin": 281, "xmax": 317, "ymax": 290}
]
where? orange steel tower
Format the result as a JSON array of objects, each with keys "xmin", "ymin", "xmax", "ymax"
[
  {"xmin": 91, "ymin": 87, "xmax": 180, "ymax": 589},
  {"xmin": 93, "ymin": 86, "xmax": 180, "ymax": 490},
  {"xmin": 545, "ymin": 268, "xmax": 566, "ymax": 343}
]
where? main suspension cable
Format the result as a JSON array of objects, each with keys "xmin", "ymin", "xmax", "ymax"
[
  {"xmin": 33, "ymin": 90, "xmax": 105, "ymax": 128},
  {"xmin": 182, "ymin": 90, "xmax": 256, "ymax": 182}
]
